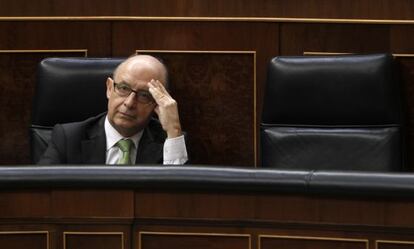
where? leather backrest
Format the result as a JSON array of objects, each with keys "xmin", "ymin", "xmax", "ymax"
[
  {"xmin": 30, "ymin": 57, "xmax": 124, "ymax": 163},
  {"xmin": 261, "ymin": 54, "xmax": 405, "ymax": 171}
]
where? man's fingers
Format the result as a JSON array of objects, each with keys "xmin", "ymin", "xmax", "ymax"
[
  {"xmin": 149, "ymin": 79, "xmax": 169, "ymax": 94},
  {"xmin": 148, "ymin": 80, "xmax": 171, "ymax": 105},
  {"xmin": 148, "ymin": 82, "xmax": 163, "ymax": 101}
]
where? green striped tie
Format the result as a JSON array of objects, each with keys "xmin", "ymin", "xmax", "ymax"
[{"xmin": 116, "ymin": 139, "xmax": 133, "ymax": 165}]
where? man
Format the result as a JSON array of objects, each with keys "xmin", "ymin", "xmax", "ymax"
[{"xmin": 38, "ymin": 55, "xmax": 188, "ymax": 165}]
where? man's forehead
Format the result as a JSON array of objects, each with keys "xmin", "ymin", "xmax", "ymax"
[
  {"xmin": 120, "ymin": 56, "xmax": 162, "ymax": 71},
  {"xmin": 115, "ymin": 67, "xmax": 163, "ymax": 83}
]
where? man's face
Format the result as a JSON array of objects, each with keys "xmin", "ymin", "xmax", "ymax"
[{"xmin": 106, "ymin": 64, "xmax": 163, "ymax": 137}]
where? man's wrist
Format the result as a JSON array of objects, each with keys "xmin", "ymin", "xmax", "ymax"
[
  {"xmin": 166, "ymin": 126, "xmax": 182, "ymax": 138},
  {"xmin": 163, "ymin": 134, "xmax": 188, "ymax": 165}
]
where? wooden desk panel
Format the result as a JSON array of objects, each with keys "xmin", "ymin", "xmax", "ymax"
[
  {"xmin": 51, "ymin": 190, "xmax": 134, "ymax": 218},
  {"xmin": 0, "ymin": 188, "xmax": 413, "ymax": 249},
  {"xmin": 0, "ymin": 231, "xmax": 48, "ymax": 249}
]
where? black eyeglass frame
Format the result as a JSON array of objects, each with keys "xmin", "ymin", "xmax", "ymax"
[{"xmin": 113, "ymin": 82, "xmax": 155, "ymax": 104}]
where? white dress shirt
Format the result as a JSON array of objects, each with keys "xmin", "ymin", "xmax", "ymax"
[{"xmin": 104, "ymin": 116, "xmax": 188, "ymax": 165}]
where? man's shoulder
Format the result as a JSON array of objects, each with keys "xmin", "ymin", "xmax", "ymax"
[{"xmin": 57, "ymin": 112, "xmax": 106, "ymax": 136}]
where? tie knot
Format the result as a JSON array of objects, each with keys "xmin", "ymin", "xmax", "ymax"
[{"xmin": 117, "ymin": 139, "xmax": 133, "ymax": 152}]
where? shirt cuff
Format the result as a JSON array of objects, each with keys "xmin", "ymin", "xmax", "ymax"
[{"xmin": 163, "ymin": 135, "xmax": 188, "ymax": 165}]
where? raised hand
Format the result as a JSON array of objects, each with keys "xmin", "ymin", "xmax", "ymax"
[{"xmin": 148, "ymin": 79, "xmax": 182, "ymax": 138}]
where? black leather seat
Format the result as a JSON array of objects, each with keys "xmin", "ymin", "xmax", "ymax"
[
  {"xmin": 30, "ymin": 57, "xmax": 124, "ymax": 163},
  {"xmin": 261, "ymin": 54, "xmax": 406, "ymax": 171}
]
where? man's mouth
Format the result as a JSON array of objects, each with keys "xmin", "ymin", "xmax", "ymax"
[{"xmin": 118, "ymin": 111, "xmax": 135, "ymax": 119}]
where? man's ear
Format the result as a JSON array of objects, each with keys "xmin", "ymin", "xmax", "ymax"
[{"xmin": 106, "ymin": 77, "xmax": 113, "ymax": 99}]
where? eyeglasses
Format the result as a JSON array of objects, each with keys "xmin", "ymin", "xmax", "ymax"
[{"xmin": 113, "ymin": 82, "xmax": 155, "ymax": 104}]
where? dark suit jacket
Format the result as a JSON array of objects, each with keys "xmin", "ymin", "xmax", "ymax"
[{"xmin": 38, "ymin": 112, "xmax": 166, "ymax": 164}]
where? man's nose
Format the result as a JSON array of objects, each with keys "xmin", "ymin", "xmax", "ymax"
[{"xmin": 123, "ymin": 92, "xmax": 137, "ymax": 107}]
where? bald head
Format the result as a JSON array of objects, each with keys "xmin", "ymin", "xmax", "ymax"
[{"xmin": 113, "ymin": 54, "xmax": 168, "ymax": 87}]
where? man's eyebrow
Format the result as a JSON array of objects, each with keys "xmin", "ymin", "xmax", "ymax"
[
  {"xmin": 116, "ymin": 81, "xmax": 130, "ymax": 86},
  {"xmin": 118, "ymin": 82, "xmax": 151, "ymax": 93}
]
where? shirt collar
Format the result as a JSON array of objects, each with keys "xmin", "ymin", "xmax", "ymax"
[{"xmin": 104, "ymin": 115, "xmax": 143, "ymax": 151}]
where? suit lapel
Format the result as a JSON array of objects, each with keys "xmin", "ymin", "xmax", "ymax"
[
  {"xmin": 81, "ymin": 115, "xmax": 106, "ymax": 164},
  {"xmin": 136, "ymin": 126, "xmax": 163, "ymax": 164}
]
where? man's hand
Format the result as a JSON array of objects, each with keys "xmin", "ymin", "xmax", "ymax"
[{"xmin": 148, "ymin": 79, "xmax": 182, "ymax": 138}]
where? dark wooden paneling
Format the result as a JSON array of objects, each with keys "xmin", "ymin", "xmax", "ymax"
[
  {"xmin": 130, "ymin": 0, "xmax": 414, "ymax": 19},
  {"xmin": 113, "ymin": 21, "xmax": 279, "ymax": 166},
  {"xmin": 0, "ymin": 53, "xmax": 46, "ymax": 164},
  {"xmin": 280, "ymin": 23, "xmax": 391, "ymax": 55},
  {"xmin": 0, "ymin": 191, "xmax": 50, "ymax": 217},
  {"xmin": 0, "ymin": 22, "xmax": 110, "ymax": 55},
  {"xmin": 135, "ymin": 191, "xmax": 256, "ymax": 220},
  {"xmin": 135, "ymin": 190, "xmax": 414, "ymax": 229},
  {"xmin": 4, "ymin": 188, "xmax": 414, "ymax": 249},
  {"xmin": 1, "ymin": 0, "xmax": 414, "ymax": 19},
  {"xmin": 390, "ymin": 26, "xmax": 414, "ymax": 54},
  {"xmin": 64, "ymin": 233, "xmax": 123, "ymax": 249},
  {"xmin": 139, "ymin": 232, "xmax": 249, "ymax": 249},
  {"xmin": 112, "ymin": 21, "xmax": 278, "ymax": 96},
  {"xmin": 391, "ymin": 26, "xmax": 414, "ymax": 170},
  {"xmin": 256, "ymin": 195, "xmax": 414, "ymax": 227},
  {"xmin": 260, "ymin": 236, "xmax": 366, "ymax": 249},
  {"xmin": 0, "ymin": 232, "xmax": 48, "ymax": 249},
  {"xmin": 0, "ymin": 52, "xmax": 84, "ymax": 164},
  {"xmin": 378, "ymin": 241, "xmax": 414, "ymax": 249},
  {"xmin": 279, "ymin": 23, "xmax": 414, "ymax": 170},
  {"xmin": 139, "ymin": 52, "xmax": 255, "ymax": 166},
  {"xmin": 53, "ymin": 224, "xmax": 132, "ymax": 249},
  {"xmin": 399, "ymin": 58, "xmax": 414, "ymax": 169},
  {"xmin": 0, "ymin": 1, "xmax": 118, "ymax": 17},
  {"xmin": 0, "ymin": 21, "xmax": 111, "ymax": 164},
  {"xmin": 51, "ymin": 190, "xmax": 134, "ymax": 217}
]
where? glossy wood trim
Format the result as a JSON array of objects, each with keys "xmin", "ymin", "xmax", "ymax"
[
  {"xmin": 63, "ymin": 231, "xmax": 124, "ymax": 249},
  {"xmin": 0, "ymin": 16, "xmax": 414, "ymax": 25},
  {"xmin": 303, "ymin": 52, "xmax": 353, "ymax": 56},
  {"xmin": 136, "ymin": 49, "xmax": 258, "ymax": 167},
  {"xmin": 137, "ymin": 50, "xmax": 256, "ymax": 54},
  {"xmin": 0, "ymin": 231, "xmax": 49, "ymax": 249},
  {"xmin": 258, "ymin": 234, "xmax": 369, "ymax": 249},
  {"xmin": 376, "ymin": 239, "xmax": 414, "ymax": 249},
  {"xmin": 0, "ymin": 49, "xmax": 88, "ymax": 56},
  {"xmin": 138, "ymin": 231, "xmax": 251, "ymax": 249}
]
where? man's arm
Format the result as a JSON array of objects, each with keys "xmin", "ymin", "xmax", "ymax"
[
  {"xmin": 37, "ymin": 124, "xmax": 66, "ymax": 164},
  {"xmin": 148, "ymin": 79, "xmax": 188, "ymax": 164}
]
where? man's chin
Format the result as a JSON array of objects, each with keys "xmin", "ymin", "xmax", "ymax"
[{"xmin": 114, "ymin": 118, "xmax": 137, "ymax": 128}]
